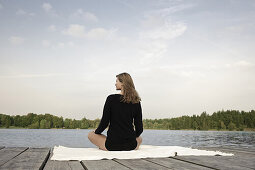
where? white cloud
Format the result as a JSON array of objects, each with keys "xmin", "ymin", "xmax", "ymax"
[
  {"xmin": 16, "ymin": 9, "xmax": 26, "ymax": 15},
  {"xmin": 16, "ymin": 9, "xmax": 35, "ymax": 16},
  {"xmin": 48, "ymin": 25, "xmax": 56, "ymax": 32},
  {"xmin": 137, "ymin": 15, "xmax": 187, "ymax": 65},
  {"xmin": 57, "ymin": 42, "xmax": 65, "ymax": 48},
  {"xmin": 135, "ymin": 1, "xmax": 192, "ymax": 66},
  {"xmin": 0, "ymin": 73, "xmax": 71, "ymax": 78},
  {"xmin": 67, "ymin": 41, "xmax": 74, "ymax": 46},
  {"xmin": 62, "ymin": 24, "xmax": 118, "ymax": 40},
  {"xmin": 146, "ymin": 1, "xmax": 196, "ymax": 17},
  {"xmin": 141, "ymin": 15, "xmax": 165, "ymax": 28},
  {"xmin": 42, "ymin": 3, "xmax": 52, "ymax": 12},
  {"xmin": 153, "ymin": 4, "xmax": 195, "ymax": 16},
  {"xmin": 87, "ymin": 28, "xmax": 113, "ymax": 40},
  {"xmin": 62, "ymin": 24, "xmax": 86, "ymax": 38},
  {"xmin": 55, "ymin": 41, "xmax": 75, "ymax": 48},
  {"xmin": 70, "ymin": 9, "xmax": 98, "ymax": 22},
  {"xmin": 114, "ymin": 0, "xmax": 136, "ymax": 10},
  {"xmin": 41, "ymin": 39, "xmax": 75, "ymax": 48},
  {"xmin": 42, "ymin": 3, "xmax": 58, "ymax": 17},
  {"xmin": 225, "ymin": 60, "xmax": 255, "ymax": 68},
  {"xmin": 42, "ymin": 40, "xmax": 51, "ymax": 47},
  {"xmin": 138, "ymin": 41, "xmax": 168, "ymax": 65},
  {"xmin": 157, "ymin": 64, "xmax": 208, "ymax": 78},
  {"xmin": 0, "ymin": 3, "xmax": 3, "ymax": 9},
  {"xmin": 8, "ymin": 36, "xmax": 25, "ymax": 45},
  {"xmin": 149, "ymin": 60, "xmax": 255, "ymax": 79},
  {"xmin": 140, "ymin": 20, "xmax": 187, "ymax": 40}
]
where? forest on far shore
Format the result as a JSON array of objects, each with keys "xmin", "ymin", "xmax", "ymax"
[{"xmin": 0, "ymin": 109, "xmax": 255, "ymax": 131}]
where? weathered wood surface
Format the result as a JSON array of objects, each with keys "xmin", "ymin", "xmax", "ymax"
[
  {"xmin": 44, "ymin": 148, "xmax": 84, "ymax": 170},
  {"xmin": 81, "ymin": 159, "xmax": 131, "ymax": 170},
  {"xmin": 0, "ymin": 147, "xmax": 50, "ymax": 170},
  {"xmin": 144, "ymin": 157, "xmax": 211, "ymax": 170},
  {"xmin": 0, "ymin": 146, "xmax": 254, "ymax": 170},
  {"xmin": 0, "ymin": 147, "xmax": 28, "ymax": 167},
  {"xmin": 196, "ymin": 146, "xmax": 255, "ymax": 155}
]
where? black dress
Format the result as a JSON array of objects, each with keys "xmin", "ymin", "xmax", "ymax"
[
  {"xmin": 105, "ymin": 137, "xmax": 137, "ymax": 151},
  {"xmin": 95, "ymin": 94, "xmax": 143, "ymax": 151}
]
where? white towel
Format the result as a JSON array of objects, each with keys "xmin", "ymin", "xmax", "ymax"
[{"xmin": 50, "ymin": 145, "xmax": 234, "ymax": 161}]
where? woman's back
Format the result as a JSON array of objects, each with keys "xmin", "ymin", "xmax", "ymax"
[{"xmin": 95, "ymin": 94, "xmax": 143, "ymax": 145}]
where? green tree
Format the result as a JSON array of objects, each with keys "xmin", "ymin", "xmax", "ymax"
[{"xmin": 228, "ymin": 121, "xmax": 236, "ymax": 131}]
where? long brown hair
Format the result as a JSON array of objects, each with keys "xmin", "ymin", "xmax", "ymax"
[{"xmin": 116, "ymin": 72, "xmax": 141, "ymax": 104}]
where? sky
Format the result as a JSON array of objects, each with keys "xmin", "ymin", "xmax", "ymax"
[{"xmin": 0, "ymin": 0, "xmax": 255, "ymax": 120}]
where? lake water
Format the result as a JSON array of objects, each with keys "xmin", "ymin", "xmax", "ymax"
[{"xmin": 0, "ymin": 129, "xmax": 255, "ymax": 149}]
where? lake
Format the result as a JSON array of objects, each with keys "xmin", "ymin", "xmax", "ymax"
[{"xmin": 0, "ymin": 129, "xmax": 254, "ymax": 149}]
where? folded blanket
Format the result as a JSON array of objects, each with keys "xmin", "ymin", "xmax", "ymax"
[{"xmin": 50, "ymin": 144, "xmax": 234, "ymax": 161}]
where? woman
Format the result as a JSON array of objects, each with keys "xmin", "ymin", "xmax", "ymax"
[{"xmin": 88, "ymin": 72, "xmax": 143, "ymax": 151}]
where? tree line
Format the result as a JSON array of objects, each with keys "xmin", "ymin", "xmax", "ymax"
[{"xmin": 0, "ymin": 109, "xmax": 254, "ymax": 131}]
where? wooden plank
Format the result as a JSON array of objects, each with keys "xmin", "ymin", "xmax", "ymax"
[
  {"xmin": 197, "ymin": 147, "xmax": 255, "ymax": 156},
  {"xmin": 195, "ymin": 148, "xmax": 255, "ymax": 169},
  {"xmin": 173, "ymin": 156, "xmax": 254, "ymax": 170},
  {"xmin": 68, "ymin": 161, "xmax": 85, "ymax": 170},
  {"xmin": 44, "ymin": 148, "xmax": 84, "ymax": 170},
  {"xmin": 227, "ymin": 155, "xmax": 255, "ymax": 169},
  {"xmin": 114, "ymin": 158, "xmax": 170, "ymax": 170},
  {"xmin": 144, "ymin": 157, "xmax": 212, "ymax": 170},
  {"xmin": 0, "ymin": 147, "xmax": 50, "ymax": 170},
  {"xmin": 0, "ymin": 147, "xmax": 28, "ymax": 166},
  {"xmin": 81, "ymin": 159, "xmax": 131, "ymax": 170}
]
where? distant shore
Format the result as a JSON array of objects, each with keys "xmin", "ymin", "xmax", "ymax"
[{"xmin": 1, "ymin": 126, "xmax": 254, "ymax": 131}]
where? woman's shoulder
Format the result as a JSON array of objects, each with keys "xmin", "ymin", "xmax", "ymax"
[
  {"xmin": 108, "ymin": 93, "xmax": 122, "ymax": 97},
  {"xmin": 106, "ymin": 94, "xmax": 120, "ymax": 99},
  {"xmin": 108, "ymin": 94, "xmax": 141, "ymax": 104}
]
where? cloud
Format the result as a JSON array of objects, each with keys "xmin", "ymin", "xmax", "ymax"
[
  {"xmin": 150, "ymin": 3, "xmax": 196, "ymax": 17},
  {"xmin": 138, "ymin": 41, "xmax": 168, "ymax": 65},
  {"xmin": 48, "ymin": 25, "xmax": 56, "ymax": 32},
  {"xmin": 157, "ymin": 64, "xmax": 208, "ymax": 78},
  {"xmin": 87, "ymin": 28, "xmax": 116, "ymax": 40},
  {"xmin": 0, "ymin": 3, "xmax": 3, "ymax": 9},
  {"xmin": 114, "ymin": 0, "xmax": 136, "ymax": 10},
  {"xmin": 0, "ymin": 73, "xmax": 71, "ymax": 78},
  {"xmin": 42, "ymin": 40, "xmax": 51, "ymax": 47},
  {"xmin": 42, "ymin": 3, "xmax": 58, "ymax": 17},
  {"xmin": 42, "ymin": 39, "xmax": 74, "ymax": 48},
  {"xmin": 139, "ymin": 20, "xmax": 187, "ymax": 40},
  {"xmin": 70, "ymin": 9, "xmax": 98, "ymax": 22},
  {"xmin": 16, "ymin": 9, "xmax": 35, "ymax": 16},
  {"xmin": 134, "ymin": 0, "xmax": 193, "ymax": 66},
  {"xmin": 42, "ymin": 3, "xmax": 52, "ymax": 12},
  {"xmin": 149, "ymin": 60, "xmax": 255, "ymax": 79},
  {"xmin": 57, "ymin": 42, "xmax": 65, "ymax": 48},
  {"xmin": 137, "ymin": 15, "xmax": 187, "ymax": 65},
  {"xmin": 141, "ymin": 15, "xmax": 165, "ymax": 28},
  {"xmin": 62, "ymin": 24, "xmax": 118, "ymax": 40},
  {"xmin": 225, "ymin": 60, "xmax": 255, "ymax": 68},
  {"xmin": 62, "ymin": 24, "xmax": 86, "ymax": 38},
  {"xmin": 8, "ymin": 36, "xmax": 25, "ymax": 45}
]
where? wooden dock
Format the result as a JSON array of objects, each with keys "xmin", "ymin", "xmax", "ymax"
[{"xmin": 0, "ymin": 145, "xmax": 254, "ymax": 170}]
